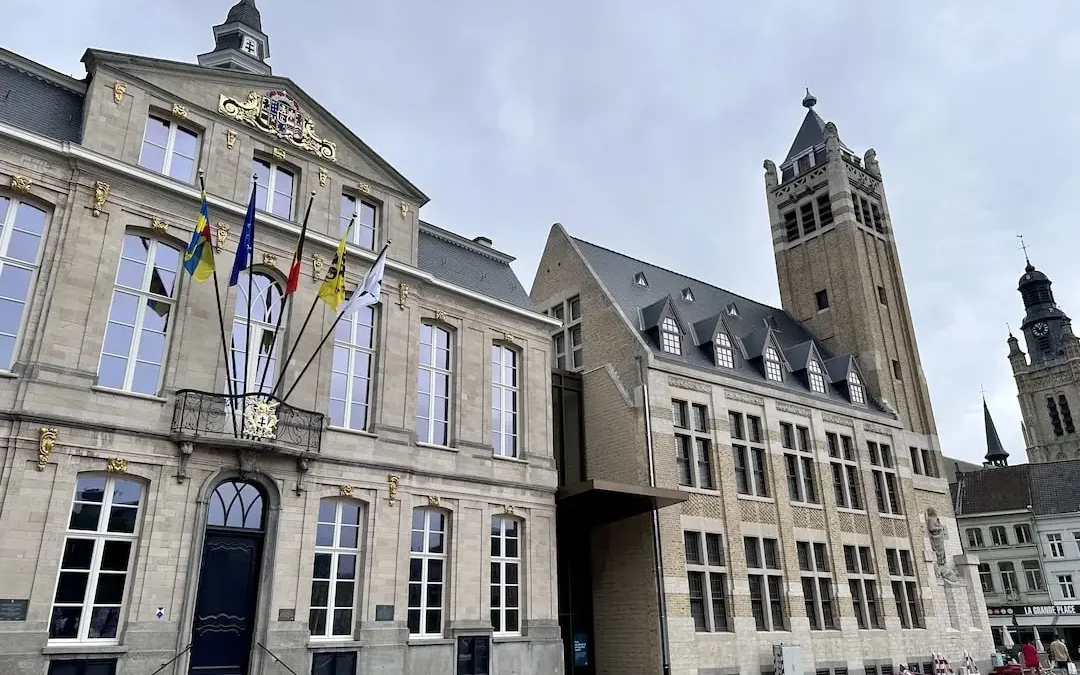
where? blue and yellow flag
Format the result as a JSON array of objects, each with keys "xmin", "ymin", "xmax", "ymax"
[{"xmin": 183, "ymin": 190, "xmax": 216, "ymax": 282}]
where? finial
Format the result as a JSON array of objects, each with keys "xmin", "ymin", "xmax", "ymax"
[
  {"xmin": 1017, "ymin": 234, "xmax": 1032, "ymax": 269},
  {"xmin": 802, "ymin": 88, "xmax": 817, "ymax": 109},
  {"xmin": 980, "ymin": 383, "xmax": 987, "ymax": 401}
]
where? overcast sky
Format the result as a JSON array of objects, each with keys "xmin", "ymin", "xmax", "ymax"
[{"xmin": 6, "ymin": 1, "xmax": 1080, "ymax": 464}]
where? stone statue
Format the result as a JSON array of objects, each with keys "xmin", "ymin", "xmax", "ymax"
[
  {"xmin": 864, "ymin": 148, "xmax": 880, "ymax": 175},
  {"xmin": 763, "ymin": 159, "xmax": 778, "ymax": 188},
  {"xmin": 926, "ymin": 507, "xmax": 963, "ymax": 586}
]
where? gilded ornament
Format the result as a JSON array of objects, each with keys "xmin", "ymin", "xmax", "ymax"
[
  {"xmin": 387, "ymin": 474, "xmax": 400, "ymax": 506},
  {"xmin": 226, "ymin": 129, "xmax": 238, "ymax": 149},
  {"xmin": 262, "ymin": 252, "xmax": 277, "ymax": 267},
  {"xmin": 400, "ymin": 201, "xmax": 409, "ymax": 218},
  {"xmin": 112, "ymin": 81, "xmax": 126, "ymax": 104},
  {"xmin": 106, "ymin": 457, "xmax": 128, "ymax": 473},
  {"xmin": 150, "ymin": 218, "xmax": 169, "ymax": 234},
  {"xmin": 37, "ymin": 427, "xmax": 57, "ymax": 471},
  {"xmin": 273, "ymin": 147, "xmax": 286, "ymax": 161},
  {"xmin": 242, "ymin": 396, "xmax": 280, "ymax": 440},
  {"xmin": 172, "ymin": 103, "xmax": 188, "ymax": 120},
  {"xmin": 358, "ymin": 183, "xmax": 370, "ymax": 194},
  {"xmin": 396, "ymin": 282, "xmax": 410, "ymax": 310},
  {"xmin": 312, "ymin": 253, "xmax": 324, "ymax": 281},
  {"xmin": 217, "ymin": 90, "xmax": 337, "ymax": 162},
  {"xmin": 318, "ymin": 167, "xmax": 328, "ymax": 187},
  {"xmin": 503, "ymin": 505, "xmax": 515, "ymax": 515},
  {"xmin": 92, "ymin": 181, "xmax": 110, "ymax": 217},
  {"xmin": 215, "ymin": 222, "xmax": 229, "ymax": 253},
  {"xmin": 339, "ymin": 485, "xmax": 355, "ymax": 498},
  {"xmin": 10, "ymin": 175, "xmax": 31, "ymax": 194},
  {"xmin": 428, "ymin": 495, "xmax": 441, "ymax": 507}
]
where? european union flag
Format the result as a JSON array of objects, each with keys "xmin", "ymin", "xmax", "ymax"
[{"xmin": 229, "ymin": 182, "xmax": 257, "ymax": 287}]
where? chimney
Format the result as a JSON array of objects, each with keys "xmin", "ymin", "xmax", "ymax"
[{"xmin": 473, "ymin": 236, "xmax": 493, "ymax": 248}]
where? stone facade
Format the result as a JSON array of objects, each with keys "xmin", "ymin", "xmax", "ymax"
[{"xmin": 0, "ymin": 22, "xmax": 561, "ymax": 675}]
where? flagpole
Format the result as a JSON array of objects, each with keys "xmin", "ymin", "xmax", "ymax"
[
  {"xmin": 271, "ymin": 213, "xmax": 357, "ymax": 399},
  {"xmin": 200, "ymin": 171, "xmax": 239, "ymax": 439},
  {"xmin": 243, "ymin": 174, "xmax": 257, "ymax": 434},
  {"xmin": 258, "ymin": 190, "xmax": 315, "ymax": 397}
]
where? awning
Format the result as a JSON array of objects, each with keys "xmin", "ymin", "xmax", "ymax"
[{"xmin": 557, "ymin": 479, "xmax": 687, "ymax": 527}]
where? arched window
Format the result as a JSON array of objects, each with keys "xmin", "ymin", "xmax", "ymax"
[
  {"xmin": 848, "ymin": 371, "xmax": 865, "ymax": 405},
  {"xmin": 417, "ymin": 323, "xmax": 452, "ymax": 446},
  {"xmin": 492, "ymin": 343, "xmax": 519, "ymax": 458},
  {"xmin": 329, "ymin": 304, "xmax": 376, "ymax": 431},
  {"xmin": 660, "ymin": 317, "xmax": 681, "ymax": 355},
  {"xmin": 764, "ymin": 347, "xmax": 783, "ymax": 382},
  {"xmin": 207, "ymin": 479, "xmax": 265, "ymax": 530},
  {"xmin": 408, "ymin": 508, "xmax": 448, "ymax": 636},
  {"xmin": 50, "ymin": 474, "xmax": 144, "ymax": 641},
  {"xmin": 808, "ymin": 359, "xmax": 827, "ymax": 394},
  {"xmin": 491, "ymin": 515, "xmax": 522, "ymax": 635},
  {"xmin": 0, "ymin": 197, "xmax": 46, "ymax": 369},
  {"xmin": 98, "ymin": 234, "xmax": 181, "ymax": 395},
  {"xmin": 714, "ymin": 332, "xmax": 734, "ymax": 369},
  {"xmin": 230, "ymin": 272, "xmax": 283, "ymax": 395},
  {"xmin": 310, "ymin": 499, "xmax": 362, "ymax": 638}
]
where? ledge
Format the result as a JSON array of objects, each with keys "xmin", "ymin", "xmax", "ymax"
[
  {"xmin": 416, "ymin": 442, "xmax": 457, "ymax": 453},
  {"xmin": 91, "ymin": 385, "xmax": 168, "ymax": 404},
  {"xmin": 492, "ymin": 634, "xmax": 531, "ymax": 643},
  {"xmin": 0, "ymin": 370, "xmax": 17, "ymax": 379},
  {"xmin": 43, "ymin": 643, "xmax": 129, "ymax": 656},
  {"xmin": 307, "ymin": 639, "xmax": 363, "ymax": 652},
  {"xmin": 406, "ymin": 637, "xmax": 455, "ymax": 647},
  {"xmin": 492, "ymin": 453, "xmax": 528, "ymax": 464},
  {"xmin": 736, "ymin": 494, "xmax": 775, "ymax": 504},
  {"xmin": 679, "ymin": 486, "xmax": 722, "ymax": 497},
  {"xmin": 790, "ymin": 501, "xmax": 825, "ymax": 510},
  {"xmin": 327, "ymin": 426, "xmax": 379, "ymax": 439}
]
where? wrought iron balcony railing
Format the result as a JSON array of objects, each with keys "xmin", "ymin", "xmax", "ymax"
[{"xmin": 171, "ymin": 389, "xmax": 325, "ymax": 454}]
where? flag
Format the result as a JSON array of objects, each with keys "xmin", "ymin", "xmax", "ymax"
[
  {"xmin": 317, "ymin": 219, "xmax": 353, "ymax": 310},
  {"xmin": 339, "ymin": 242, "xmax": 389, "ymax": 318},
  {"xmin": 229, "ymin": 183, "xmax": 257, "ymax": 287},
  {"xmin": 284, "ymin": 212, "xmax": 309, "ymax": 296},
  {"xmin": 183, "ymin": 189, "xmax": 215, "ymax": 282}
]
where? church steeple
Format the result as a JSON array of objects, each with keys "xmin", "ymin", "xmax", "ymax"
[
  {"xmin": 983, "ymin": 397, "xmax": 1009, "ymax": 467},
  {"xmin": 1017, "ymin": 256, "xmax": 1071, "ymax": 364},
  {"xmin": 197, "ymin": 0, "xmax": 271, "ymax": 76}
]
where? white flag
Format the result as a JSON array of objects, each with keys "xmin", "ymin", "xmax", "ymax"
[{"xmin": 339, "ymin": 243, "xmax": 389, "ymax": 318}]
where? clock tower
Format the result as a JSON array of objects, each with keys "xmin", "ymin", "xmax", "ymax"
[{"xmin": 1008, "ymin": 258, "xmax": 1080, "ymax": 462}]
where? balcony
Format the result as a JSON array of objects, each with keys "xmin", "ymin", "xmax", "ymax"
[{"xmin": 171, "ymin": 389, "xmax": 325, "ymax": 455}]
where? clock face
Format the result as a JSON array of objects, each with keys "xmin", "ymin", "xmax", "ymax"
[
  {"xmin": 1033, "ymin": 322, "xmax": 1050, "ymax": 337},
  {"xmin": 242, "ymin": 36, "xmax": 258, "ymax": 56}
]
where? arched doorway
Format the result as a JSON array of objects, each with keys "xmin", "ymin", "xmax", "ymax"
[{"xmin": 189, "ymin": 479, "xmax": 267, "ymax": 675}]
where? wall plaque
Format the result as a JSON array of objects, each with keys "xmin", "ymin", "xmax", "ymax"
[
  {"xmin": 375, "ymin": 604, "xmax": 394, "ymax": 621},
  {"xmin": 277, "ymin": 608, "xmax": 295, "ymax": 622},
  {"xmin": 0, "ymin": 599, "xmax": 28, "ymax": 621}
]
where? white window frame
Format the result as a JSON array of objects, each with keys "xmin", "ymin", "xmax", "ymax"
[
  {"xmin": 731, "ymin": 412, "xmax": 768, "ymax": 498},
  {"xmin": 827, "ymin": 432, "xmax": 863, "ymax": 511},
  {"xmin": 886, "ymin": 549, "xmax": 923, "ymax": 629},
  {"xmin": 764, "ymin": 346, "xmax": 784, "ymax": 382},
  {"xmin": 309, "ymin": 499, "xmax": 362, "ymax": 639},
  {"xmin": 0, "ymin": 197, "xmax": 46, "ymax": 370},
  {"xmin": 990, "ymin": 526, "xmax": 1009, "ymax": 547},
  {"xmin": 229, "ymin": 272, "xmax": 283, "ymax": 395},
  {"xmin": 98, "ymin": 235, "xmax": 180, "ymax": 395},
  {"xmin": 1015, "ymin": 524, "xmax": 1032, "ymax": 544},
  {"xmin": 1059, "ymin": 574, "xmax": 1076, "ymax": 600},
  {"xmin": 998, "ymin": 561, "xmax": 1020, "ymax": 595},
  {"xmin": 745, "ymin": 536, "xmax": 786, "ymax": 631},
  {"xmin": 714, "ymin": 332, "xmax": 735, "ymax": 369},
  {"xmin": 340, "ymin": 192, "xmax": 378, "ymax": 251},
  {"xmin": 1073, "ymin": 531, "xmax": 1080, "ymax": 556},
  {"xmin": 490, "ymin": 515, "xmax": 522, "ymax": 635},
  {"xmin": 684, "ymin": 530, "xmax": 730, "ymax": 632},
  {"xmin": 138, "ymin": 115, "xmax": 198, "ymax": 183},
  {"xmin": 550, "ymin": 296, "xmax": 582, "ymax": 371},
  {"xmin": 808, "ymin": 359, "xmax": 827, "ymax": 394},
  {"xmin": 967, "ymin": 528, "xmax": 985, "ymax": 548},
  {"xmin": 49, "ymin": 474, "xmax": 143, "ymax": 643},
  {"xmin": 417, "ymin": 323, "xmax": 452, "ymax": 447},
  {"xmin": 797, "ymin": 541, "xmax": 835, "ymax": 630},
  {"xmin": 329, "ymin": 304, "xmax": 376, "ymax": 431},
  {"xmin": 660, "ymin": 316, "xmax": 681, "ymax": 354},
  {"xmin": 845, "ymin": 545, "xmax": 882, "ymax": 629},
  {"xmin": 978, "ymin": 563, "xmax": 995, "ymax": 593},
  {"xmin": 673, "ymin": 400, "xmax": 714, "ymax": 489},
  {"xmin": 1023, "ymin": 560, "xmax": 1044, "ymax": 592},
  {"xmin": 408, "ymin": 508, "xmax": 447, "ymax": 637},
  {"xmin": 491, "ymin": 343, "xmax": 519, "ymax": 458},
  {"xmin": 252, "ymin": 157, "xmax": 296, "ymax": 220},
  {"xmin": 1049, "ymin": 533, "xmax": 1065, "ymax": 558},
  {"xmin": 848, "ymin": 370, "xmax": 866, "ymax": 405}
]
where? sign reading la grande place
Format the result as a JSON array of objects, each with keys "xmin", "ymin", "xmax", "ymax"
[{"xmin": 988, "ymin": 605, "xmax": 1080, "ymax": 617}]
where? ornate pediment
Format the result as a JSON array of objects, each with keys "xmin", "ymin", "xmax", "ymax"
[{"xmin": 219, "ymin": 89, "xmax": 337, "ymax": 162}]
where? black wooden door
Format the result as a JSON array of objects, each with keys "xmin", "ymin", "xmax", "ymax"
[{"xmin": 189, "ymin": 531, "xmax": 263, "ymax": 675}]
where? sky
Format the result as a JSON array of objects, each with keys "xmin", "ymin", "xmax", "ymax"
[{"xmin": 6, "ymin": 1, "xmax": 1080, "ymax": 465}]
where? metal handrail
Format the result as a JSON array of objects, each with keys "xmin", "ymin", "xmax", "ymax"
[
  {"xmin": 256, "ymin": 641, "xmax": 301, "ymax": 675},
  {"xmin": 147, "ymin": 643, "xmax": 192, "ymax": 675}
]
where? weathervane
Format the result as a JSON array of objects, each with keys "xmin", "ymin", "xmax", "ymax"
[{"xmin": 1016, "ymin": 234, "xmax": 1030, "ymax": 263}]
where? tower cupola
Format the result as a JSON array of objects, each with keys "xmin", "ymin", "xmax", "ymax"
[{"xmin": 197, "ymin": 0, "xmax": 271, "ymax": 75}]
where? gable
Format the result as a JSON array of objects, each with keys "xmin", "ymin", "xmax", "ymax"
[{"xmin": 84, "ymin": 50, "xmax": 427, "ymax": 203}]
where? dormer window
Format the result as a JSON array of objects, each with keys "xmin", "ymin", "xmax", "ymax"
[
  {"xmin": 848, "ymin": 371, "xmax": 866, "ymax": 405},
  {"xmin": 660, "ymin": 317, "xmax": 681, "ymax": 355},
  {"xmin": 764, "ymin": 347, "xmax": 783, "ymax": 382},
  {"xmin": 634, "ymin": 272, "xmax": 649, "ymax": 287},
  {"xmin": 682, "ymin": 287, "xmax": 694, "ymax": 302},
  {"xmin": 726, "ymin": 303, "xmax": 739, "ymax": 317},
  {"xmin": 808, "ymin": 360, "xmax": 826, "ymax": 394},
  {"xmin": 715, "ymin": 332, "xmax": 734, "ymax": 369}
]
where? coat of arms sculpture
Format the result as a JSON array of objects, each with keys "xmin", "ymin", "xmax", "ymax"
[
  {"xmin": 243, "ymin": 396, "xmax": 280, "ymax": 441},
  {"xmin": 218, "ymin": 90, "xmax": 337, "ymax": 162}
]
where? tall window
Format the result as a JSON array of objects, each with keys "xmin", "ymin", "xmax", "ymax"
[
  {"xmin": 848, "ymin": 371, "xmax": 866, "ymax": 405},
  {"xmin": 868, "ymin": 442, "xmax": 902, "ymax": 515},
  {"xmin": 1049, "ymin": 533, "xmax": 1065, "ymax": 558},
  {"xmin": 409, "ymin": 508, "xmax": 447, "ymax": 636},
  {"xmin": 731, "ymin": 412, "xmax": 768, "ymax": 497},
  {"xmin": 550, "ymin": 296, "xmax": 582, "ymax": 371},
  {"xmin": 920, "ymin": 448, "xmax": 938, "ymax": 478},
  {"xmin": 229, "ymin": 272, "xmax": 282, "ymax": 395},
  {"xmin": 1048, "ymin": 397, "xmax": 1064, "ymax": 436},
  {"xmin": 0, "ymin": 197, "xmax": 46, "ymax": 369},
  {"xmin": 310, "ymin": 499, "xmax": 362, "ymax": 638},
  {"xmin": 1060, "ymin": 395, "xmax": 1076, "ymax": 433},
  {"xmin": 1023, "ymin": 560, "xmax": 1044, "ymax": 591},
  {"xmin": 886, "ymin": 549, "xmax": 922, "ymax": 628},
  {"xmin": 966, "ymin": 529, "xmax": 983, "ymax": 548},
  {"xmin": 660, "ymin": 317, "xmax": 681, "ymax": 354},
  {"xmin": 714, "ymin": 332, "xmax": 735, "ymax": 369},
  {"xmin": 782, "ymin": 422, "xmax": 817, "ymax": 504},
  {"xmin": 797, "ymin": 541, "xmax": 835, "ymax": 630},
  {"xmin": 845, "ymin": 545, "xmax": 882, "ymax": 629},
  {"xmin": 990, "ymin": 526, "xmax": 1009, "ymax": 546},
  {"xmin": 744, "ymin": 536, "xmax": 785, "ymax": 631},
  {"xmin": 490, "ymin": 516, "xmax": 521, "ymax": 635},
  {"xmin": 764, "ymin": 346, "xmax": 784, "ymax": 382},
  {"xmin": 1015, "ymin": 524, "xmax": 1032, "ymax": 544},
  {"xmin": 329, "ymin": 305, "xmax": 375, "ymax": 431},
  {"xmin": 808, "ymin": 359, "xmax": 827, "ymax": 394},
  {"xmin": 998, "ymin": 562, "xmax": 1020, "ymax": 595},
  {"xmin": 417, "ymin": 323, "xmax": 451, "ymax": 446},
  {"xmin": 978, "ymin": 563, "xmax": 995, "ymax": 593},
  {"xmin": 252, "ymin": 157, "xmax": 296, "ymax": 219},
  {"xmin": 340, "ymin": 193, "xmax": 377, "ymax": 251},
  {"xmin": 684, "ymin": 531, "xmax": 730, "ymax": 632},
  {"xmin": 491, "ymin": 344, "xmax": 520, "ymax": 458},
  {"xmin": 673, "ymin": 401, "xmax": 713, "ymax": 489},
  {"xmin": 98, "ymin": 235, "xmax": 180, "ymax": 395},
  {"xmin": 50, "ymin": 475, "xmax": 143, "ymax": 641},
  {"xmin": 139, "ymin": 115, "xmax": 198, "ymax": 183},
  {"xmin": 1074, "ymin": 531, "xmax": 1080, "ymax": 556},
  {"xmin": 1059, "ymin": 574, "xmax": 1076, "ymax": 599},
  {"xmin": 827, "ymin": 432, "xmax": 862, "ymax": 510}
]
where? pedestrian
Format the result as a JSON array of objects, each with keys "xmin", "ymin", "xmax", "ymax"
[
  {"xmin": 1023, "ymin": 637, "xmax": 1041, "ymax": 670},
  {"xmin": 1049, "ymin": 634, "xmax": 1070, "ymax": 669}
]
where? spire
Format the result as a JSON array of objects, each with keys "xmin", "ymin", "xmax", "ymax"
[
  {"xmin": 197, "ymin": 0, "xmax": 271, "ymax": 75},
  {"xmin": 983, "ymin": 396, "xmax": 1009, "ymax": 467},
  {"xmin": 784, "ymin": 91, "xmax": 828, "ymax": 163},
  {"xmin": 226, "ymin": 0, "xmax": 262, "ymax": 31}
]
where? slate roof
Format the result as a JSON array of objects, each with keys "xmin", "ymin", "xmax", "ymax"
[
  {"xmin": 225, "ymin": 0, "xmax": 263, "ymax": 31},
  {"xmin": 0, "ymin": 50, "xmax": 84, "ymax": 142},
  {"xmin": 784, "ymin": 107, "xmax": 828, "ymax": 163},
  {"xmin": 418, "ymin": 223, "xmax": 533, "ymax": 310},
  {"xmin": 1028, "ymin": 460, "xmax": 1080, "ymax": 515},
  {"xmin": 571, "ymin": 236, "xmax": 885, "ymax": 413},
  {"xmin": 953, "ymin": 459, "xmax": 1080, "ymax": 516}
]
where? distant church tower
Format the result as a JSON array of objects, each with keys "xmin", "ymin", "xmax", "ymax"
[
  {"xmin": 197, "ymin": 0, "xmax": 271, "ymax": 75},
  {"xmin": 1007, "ymin": 256, "xmax": 1080, "ymax": 462},
  {"xmin": 763, "ymin": 92, "xmax": 938, "ymax": 437},
  {"xmin": 983, "ymin": 398, "xmax": 1009, "ymax": 467}
]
